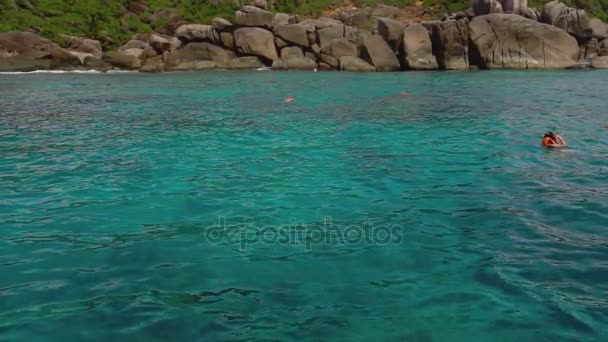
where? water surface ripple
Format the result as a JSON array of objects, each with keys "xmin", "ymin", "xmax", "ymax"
[{"xmin": 1, "ymin": 71, "xmax": 607, "ymax": 341}]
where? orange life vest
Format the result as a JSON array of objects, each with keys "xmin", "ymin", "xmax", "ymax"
[{"xmin": 543, "ymin": 137, "xmax": 557, "ymax": 146}]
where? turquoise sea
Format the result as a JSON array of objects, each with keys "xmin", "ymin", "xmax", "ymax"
[{"xmin": 1, "ymin": 70, "xmax": 607, "ymax": 341}]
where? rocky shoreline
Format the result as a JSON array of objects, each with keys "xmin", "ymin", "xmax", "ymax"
[{"xmin": 1, "ymin": 0, "xmax": 608, "ymax": 73}]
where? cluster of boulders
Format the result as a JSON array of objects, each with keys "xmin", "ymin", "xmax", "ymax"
[
  {"xmin": 2, "ymin": 1, "xmax": 608, "ymax": 72},
  {"xmin": 0, "ymin": 31, "xmax": 83, "ymax": 71}
]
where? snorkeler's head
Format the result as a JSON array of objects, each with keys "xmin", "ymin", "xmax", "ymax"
[{"xmin": 544, "ymin": 132, "xmax": 556, "ymax": 139}]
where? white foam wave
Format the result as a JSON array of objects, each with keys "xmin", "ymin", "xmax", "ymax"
[
  {"xmin": 0, "ymin": 69, "xmax": 139, "ymax": 75},
  {"xmin": 0, "ymin": 69, "xmax": 103, "ymax": 75},
  {"xmin": 106, "ymin": 70, "xmax": 138, "ymax": 74}
]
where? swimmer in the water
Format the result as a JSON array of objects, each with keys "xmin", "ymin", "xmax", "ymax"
[{"xmin": 542, "ymin": 132, "xmax": 567, "ymax": 148}]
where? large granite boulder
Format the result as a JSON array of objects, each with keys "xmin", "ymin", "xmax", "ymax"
[
  {"xmin": 273, "ymin": 13, "xmax": 296, "ymax": 26},
  {"xmin": 469, "ymin": 14, "xmax": 579, "ymax": 69},
  {"xmin": 0, "ymin": 31, "xmax": 58, "ymax": 59},
  {"xmin": 234, "ymin": 6, "xmax": 274, "ymax": 29},
  {"xmin": 274, "ymin": 24, "xmax": 309, "ymax": 47},
  {"xmin": 317, "ymin": 62, "xmax": 334, "ymax": 71},
  {"xmin": 499, "ymin": 0, "xmax": 526, "ymax": 12},
  {"xmin": 305, "ymin": 51, "xmax": 318, "ymax": 62},
  {"xmin": 0, "ymin": 31, "xmax": 90, "ymax": 71},
  {"xmin": 579, "ymin": 38, "xmax": 599, "ymax": 60},
  {"xmin": 84, "ymin": 57, "xmax": 112, "ymax": 71},
  {"xmin": 147, "ymin": 34, "xmax": 176, "ymax": 53},
  {"xmin": 320, "ymin": 38, "xmax": 358, "ymax": 59},
  {"xmin": 333, "ymin": 5, "xmax": 402, "ymax": 31},
  {"xmin": 0, "ymin": 58, "xmax": 51, "ymax": 72},
  {"xmin": 220, "ymin": 32, "xmax": 235, "ymax": 50},
  {"xmin": 339, "ymin": 56, "xmax": 376, "ymax": 71},
  {"xmin": 401, "ymin": 23, "xmax": 438, "ymax": 70},
  {"xmin": 360, "ymin": 35, "xmax": 400, "ymax": 71},
  {"xmin": 252, "ymin": 0, "xmax": 268, "ymax": 10},
  {"xmin": 49, "ymin": 48, "xmax": 82, "ymax": 68},
  {"xmin": 272, "ymin": 56, "xmax": 317, "ymax": 70},
  {"xmin": 376, "ymin": 17, "xmax": 405, "ymax": 51},
  {"xmin": 126, "ymin": 32, "xmax": 181, "ymax": 53},
  {"xmin": 308, "ymin": 30, "xmax": 317, "ymax": 47},
  {"xmin": 335, "ymin": 9, "xmax": 373, "ymax": 29},
  {"xmin": 59, "ymin": 35, "xmax": 102, "ymax": 59},
  {"xmin": 226, "ymin": 56, "xmax": 265, "ymax": 69},
  {"xmin": 280, "ymin": 46, "xmax": 304, "ymax": 59},
  {"xmin": 319, "ymin": 53, "xmax": 338, "ymax": 69},
  {"xmin": 317, "ymin": 22, "xmax": 345, "ymax": 47},
  {"xmin": 140, "ymin": 56, "xmax": 165, "ymax": 73},
  {"xmin": 426, "ymin": 19, "xmax": 469, "ymax": 70},
  {"xmin": 212, "ymin": 18, "xmax": 234, "ymax": 32},
  {"xmin": 121, "ymin": 39, "xmax": 148, "ymax": 50},
  {"xmin": 120, "ymin": 48, "xmax": 144, "ymax": 58},
  {"xmin": 174, "ymin": 42, "xmax": 235, "ymax": 66},
  {"xmin": 143, "ymin": 45, "xmax": 158, "ymax": 59},
  {"xmin": 299, "ymin": 18, "xmax": 347, "ymax": 46},
  {"xmin": 171, "ymin": 60, "xmax": 218, "ymax": 71},
  {"xmin": 354, "ymin": 29, "xmax": 372, "ymax": 49},
  {"xmin": 140, "ymin": 61, "xmax": 164, "ymax": 73},
  {"xmin": 589, "ymin": 18, "xmax": 608, "ymax": 40},
  {"xmin": 590, "ymin": 55, "xmax": 608, "ymax": 68},
  {"xmin": 120, "ymin": 39, "xmax": 159, "ymax": 62},
  {"xmin": 175, "ymin": 25, "xmax": 221, "ymax": 44},
  {"xmin": 344, "ymin": 25, "xmax": 359, "ymax": 43},
  {"xmin": 234, "ymin": 27, "xmax": 278, "ymax": 62},
  {"xmin": 275, "ymin": 37, "xmax": 288, "ymax": 49},
  {"xmin": 541, "ymin": 1, "xmax": 591, "ymax": 40},
  {"xmin": 600, "ymin": 38, "xmax": 608, "ymax": 55},
  {"xmin": 473, "ymin": 0, "xmax": 503, "ymax": 16},
  {"xmin": 103, "ymin": 51, "xmax": 142, "ymax": 69}
]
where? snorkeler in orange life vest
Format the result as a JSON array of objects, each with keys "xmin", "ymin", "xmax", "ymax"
[{"xmin": 542, "ymin": 132, "xmax": 567, "ymax": 148}]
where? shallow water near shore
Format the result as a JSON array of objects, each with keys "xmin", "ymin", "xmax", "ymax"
[{"xmin": 1, "ymin": 70, "xmax": 607, "ymax": 341}]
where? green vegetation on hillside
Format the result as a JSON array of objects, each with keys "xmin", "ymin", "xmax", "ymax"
[
  {"xmin": 0, "ymin": 0, "xmax": 237, "ymax": 46},
  {"xmin": 572, "ymin": 0, "xmax": 608, "ymax": 20},
  {"xmin": 1, "ymin": 0, "xmax": 607, "ymax": 48}
]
